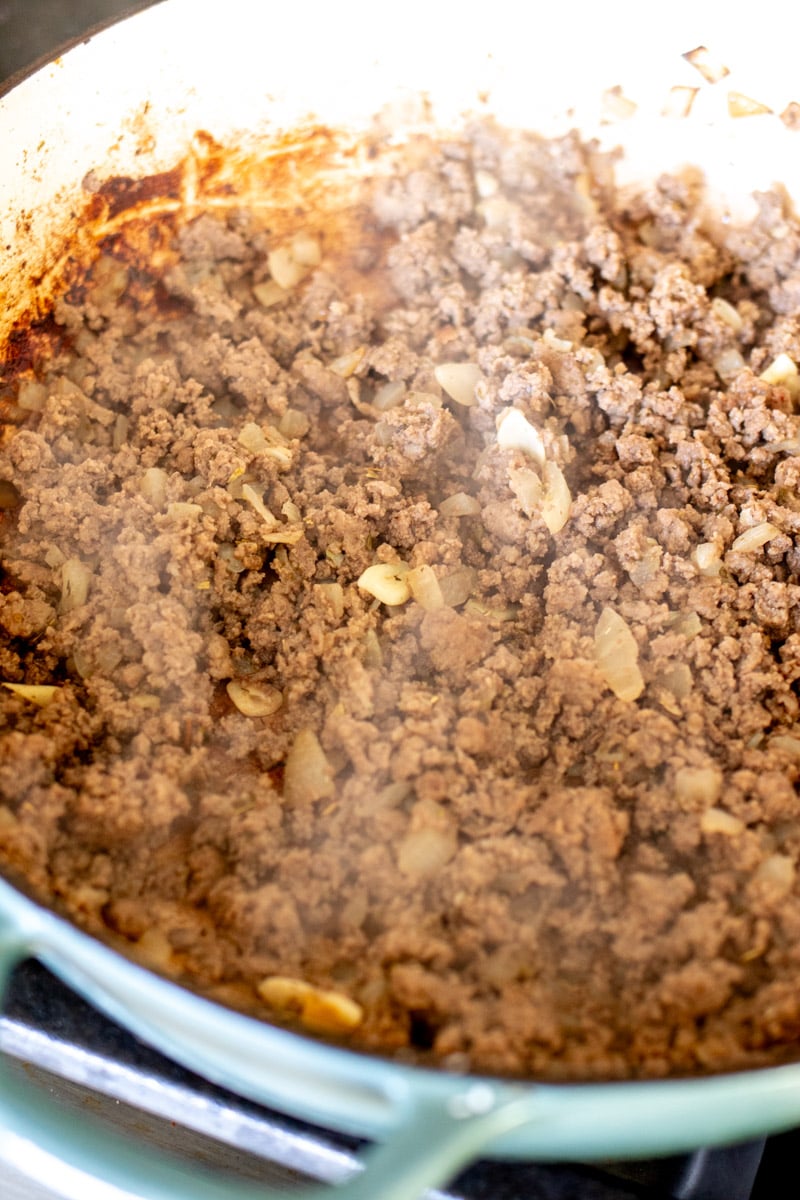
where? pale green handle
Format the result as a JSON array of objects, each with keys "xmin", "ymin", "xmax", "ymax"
[{"xmin": 0, "ymin": 924, "xmax": 541, "ymax": 1200}]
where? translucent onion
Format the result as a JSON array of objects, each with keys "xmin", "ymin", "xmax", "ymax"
[
  {"xmin": 372, "ymin": 381, "xmax": 406, "ymax": 411},
  {"xmin": 406, "ymin": 565, "xmax": 445, "ymax": 611},
  {"xmin": 438, "ymin": 492, "xmax": 481, "ymax": 517},
  {"xmin": 730, "ymin": 522, "xmax": 780, "ymax": 553},
  {"xmin": 257, "ymin": 976, "xmax": 363, "ymax": 1034},
  {"xmin": 701, "ymin": 808, "xmax": 744, "ymax": 836},
  {"xmin": 508, "ymin": 466, "xmax": 543, "ymax": 517},
  {"xmin": 713, "ymin": 347, "xmax": 746, "ymax": 382},
  {"xmin": 541, "ymin": 461, "xmax": 572, "ymax": 534},
  {"xmin": 237, "ymin": 423, "xmax": 268, "ymax": 453},
  {"xmin": 710, "ymin": 297, "xmax": 743, "ymax": 332},
  {"xmin": 397, "ymin": 826, "xmax": 457, "ymax": 879},
  {"xmin": 753, "ymin": 854, "xmax": 795, "ymax": 893},
  {"xmin": 692, "ymin": 542, "xmax": 722, "ymax": 576},
  {"xmin": 769, "ymin": 735, "xmax": 800, "ymax": 758},
  {"xmin": 59, "ymin": 559, "xmax": 92, "ymax": 613},
  {"xmin": 1, "ymin": 683, "xmax": 59, "ymax": 707},
  {"xmin": 496, "ymin": 407, "xmax": 546, "ymax": 468},
  {"xmin": 253, "ymin": 280, "xmax": 289, "ymax": 308},
  {"xmin": 140, "ymin": 467, "xmax": 168, "ymax": 509},
  {"xmin": 674, "ymin": 766, "xmax": 723, "ymax": 807},
  {"xmin": 434, "ymin": 363, "xmax": 481, "ymax": 407},
  {"xmin": 438, "ymin": 566, "xmax": 477, "ymax": 608},
  {"xmin": 759, "ymin": 353, "xmax": 800, "ymax": 398},
  {"xmin": 283, "ymin": 729, "xmax": 335, "ymax": 805},
  {"xmin": 593, "ymin": 607, "xmax": 644, "ymax": 702},
  {"xmin": 17, "ymin": 379, "xmax": 47, "ymax": 411}
]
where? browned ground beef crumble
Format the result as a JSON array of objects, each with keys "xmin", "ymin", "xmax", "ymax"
[{"xmin": 5, "ymin": 123, "xmax": 800, "ymax": 1081}]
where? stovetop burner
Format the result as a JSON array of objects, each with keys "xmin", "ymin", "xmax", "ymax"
[{"xmin": 0, "ymin": 959, "xmax": 789, "ymax": 1200}]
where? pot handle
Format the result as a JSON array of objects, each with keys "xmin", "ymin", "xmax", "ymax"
[{"xmin": 0, "ymin": 926, "xmax": 541, "ymax": 1200}]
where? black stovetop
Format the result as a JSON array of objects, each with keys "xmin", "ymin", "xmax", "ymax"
[{"xmin": 1, "ymin": 4, "xmax": 799, "ymax": 1197}]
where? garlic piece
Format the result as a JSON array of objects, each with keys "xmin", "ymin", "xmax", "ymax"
[
  {"xmin": 594, "ymin": 607, "xmax": 644, "ymax": 702},
  {"xmin": 357, "ymin": 562, "xmax": 411, "ymax": 606},
  {"xmin": 496, "ymin": 407, "xmax": 546, "ymax": 468},
  {"xmin": 226, "ymin": 680, "xmax": 283, "ymax": 718},
  {"xmin": 434, "ymin": 363, "xmax": 481, "ymax": 407}
]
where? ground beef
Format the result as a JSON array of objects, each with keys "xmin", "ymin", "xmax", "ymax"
[{"xmin": 5, "ymin": 123, "xmax": 800, "ymax": 1081}]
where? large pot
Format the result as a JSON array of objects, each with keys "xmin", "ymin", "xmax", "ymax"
[{"xmin": 4, "ymin": 3, "xmax": 800, "ymax": 1197}]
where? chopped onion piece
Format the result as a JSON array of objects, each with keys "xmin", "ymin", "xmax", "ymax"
[
  {"xmin": 713, "ymin": 347, "xmax": 745, "ymax": 382},
  {"xmin": 438, "ymin": 492, "xmax": 481, "ymax": 517},
  {"xmin": 140, "ymin": 467, "xmax": 168, "ymax": 509},
  {"xmin": 283, "ymin": 728, "xmax": 335, "ymax": 805},
  {"xmin": 662, "ymin": 86, "xmax": 699, "ymax": 119},
  {"xmin": 759, "ymin": 353, "xmax": 800, "ymax": 398},
  {"xmin": 357, "ymin": 562, "xmax": 411, "ymax": 606},
  {"xmin": 406, "ymin": 565, "xmax": 445, "ymax": 611},
  {"xmin": 261, "ymin": 526, "xmax": 304, "ymax": 545},
  {"xmin": 253, "ymin": 280, "xmax": 289, "ymax": 308},
  {"xmin": 508, "ymin": 466, "xmax": 543, "ymax": 517},
  {"xmin": 701, "ymin": 808, "xmax": 744, "ymax": 836},
  {"xmin": 60, "ymin": 558, "xmax": 92, "ymax": 613},
  {"xmin": 674, "ymin": 766, "xmax": 723, "ymax": 807},
  {"xmin": 278, "ymin": 408, "xmax": 310, "ymax": 439},
  {"xmin": 241, "ymin": 483, "xmax": 277, "ymax": 526},
  {"xmin": 226, "ymin": 679, "xmax": 283, "ymax": 717},
  {"xmin": 661, "ymin": 662, "xmax": 693, "ymax": 700},
  {"xmin": 267, "ymin": 246, "xmax": 307, "ymax": 290},
  {"xmin": 113, "ymin": 414, "xmax": 129, "ymax": 450},
  {"xmin": 594, "ymin": 607, "xmax": 644, "ymax": 702},
  {"xmin": 438, "ymin": 566, "xmax": 477, "ymax": 608},
  {"xmin": 730, "ymin": 522, "xmax": 780, "ymax": 553},
  {"xmin": 728, "ymin": 91, "xmax": 772, "ymax": 118},
  {"xmin": 474, "ymin": 169, "xmax": 499, "ymax": 198},
  {"xmin": 373, "ymin": 380, "xmax": 406, "ymax": 411},
  {"xmin": 769, "ymin": 735, "xmax": 800, "ymax": 758},
  {"xmin": 541, "ymin": 461, "xmax": 571, "ymax": 534},
  {"xmin": 237, "ymin": 423, "xmax": 268, "ymax": 453},
  {"xmin": 434, "ymin": 363, "xmax": 481, "ymax": 407},
  {"xmin": 329, "ymin": 347, "xmax": 366, "ymax": 378},
  {"xmin": 671, "ymin": 611, "xmax": 702, "ymax": 638},
  {"xmin": 1, "ymin": 683, "xmax": 59, "ymax": 707},
  {"xmin": 257, "ymin": 976, "xmax": 362, "ymax": 1034},
  {"xmin": 753, "ymin": 854, "xmax": 795, "ymax": 893},
  {"xmin": 165, "ymin": 502, "xmax": 203, "ymax": 521},
  {"xmin": 683, "ymin": 45, "xmax": 729, "ymax": 84},
  {"xmin": 315, "ymin": 582, "xmax": 345, "ymax": 620},
  {"xmin": 397, "ymin": 826, "xmax": 457, "ymax": 878},
  {"xmin": 710, "ymin": 297, "xmax": 743, "ymax": 332},
  {"xmin": 496, "ymin": 408, "xmax": 546, "ymax": 468},
  {"xmin": 290, "ymin": 233, "xmax": 322, "ymax": 267},
  {"xmin": 17, "ymin": 379, "xmax": 47, "ymax": 411},
  {"xmin": 692, "ymin": 542, "xmax": 722, "ymax": 576}
]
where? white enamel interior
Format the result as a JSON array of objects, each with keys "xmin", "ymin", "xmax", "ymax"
[{"xmin": 3, "ymin": 0, "xmax": 800, "ymax": 347}]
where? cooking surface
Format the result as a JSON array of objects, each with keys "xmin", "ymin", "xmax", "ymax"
[{"xmin": 2, "ymin": 4, "xmax": 800, "ymax": 1199}]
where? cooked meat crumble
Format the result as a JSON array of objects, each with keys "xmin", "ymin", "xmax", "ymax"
[{"xmin": 5, "ymin": 123, "xmax": 800, "ymax": 1080}]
